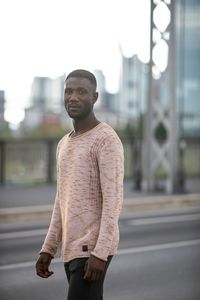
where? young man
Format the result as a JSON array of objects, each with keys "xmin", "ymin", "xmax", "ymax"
[{"xmin": 36, "ymin": 69, "xmax": 124, "ymax": 300}]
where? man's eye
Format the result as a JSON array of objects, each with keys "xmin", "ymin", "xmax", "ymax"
[
  {"xmin": 79, "ymin": 89, "xmax": 86, "ymax": 95},
  {"xmin": 65, "ymin": 89, "xmax": 72, "ymax": 95}
]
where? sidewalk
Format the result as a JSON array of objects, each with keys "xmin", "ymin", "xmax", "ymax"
[{"xmin": 0, "ymin": 180, "xmax": 200, "ymax": 223}]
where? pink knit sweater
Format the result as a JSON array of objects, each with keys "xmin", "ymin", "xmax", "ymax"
[{"xmin": 40, "ymin": 122, "xmax": 124, "ymax": 262}]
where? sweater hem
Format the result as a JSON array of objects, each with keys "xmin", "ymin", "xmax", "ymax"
[{"xmin": 61, "ymin": 250, "xmax": 117, "ymax": 263}]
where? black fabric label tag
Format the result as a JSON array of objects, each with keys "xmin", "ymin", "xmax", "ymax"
[{"xmin": 82, "ymin": 245, "xmax": 88, "ymax": 252}]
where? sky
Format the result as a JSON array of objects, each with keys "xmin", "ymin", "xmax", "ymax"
[{"xmin": 0, "ymin": 0, "xmax": 150, "ymax": 124}]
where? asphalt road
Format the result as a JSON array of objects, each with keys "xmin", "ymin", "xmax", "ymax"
[{"xmin": 0, "ymin": 211, "xmax": 200, "ymax": 300}]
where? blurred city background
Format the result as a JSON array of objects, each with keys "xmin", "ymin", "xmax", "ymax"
[
  {"xmin": 0, "ymin": 0, "xmax": 200, "ymax": 300},
  {"xmin": 0, "ymin": 0, "xmax": 199, "ymax": 193}
]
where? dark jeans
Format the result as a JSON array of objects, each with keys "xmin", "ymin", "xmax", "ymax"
[{"xmin": 64, "ymin": 256, "xmax": 112, "ymax": 300}]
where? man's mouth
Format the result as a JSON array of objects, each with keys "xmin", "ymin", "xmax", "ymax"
[
  {"xmin": 67, "ymin": 107, "xmax": 78, "ymax": 112},
  {"xmin": 68, "ymin": 105, "xmax": 80, "ymax": 109}
]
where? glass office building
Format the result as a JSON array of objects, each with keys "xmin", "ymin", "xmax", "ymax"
[{"xmin": 176, "ymin": 0, "xmax": 200, "ymax": 137}]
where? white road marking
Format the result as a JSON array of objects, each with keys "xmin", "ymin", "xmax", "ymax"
[
  {"xmin": 117, "ymin": 239, "xmax": 200, "ymax": 255},
  {"xmin": 0, "ymin": 229, "xmax": 47, "ymax": 240},
  {"xmin": 126, "ymin": 213, "xmax": 200, "ymax": 226},
  {"xmin": 1, "ymin": 213, "xmax": 200, "ymax": 240},
  {"xmin": 0, "ymin": 257, "xmax": 61, "ymax": 271},
  {"xmin": 0, "ymin": 239, "xmax": 200, "ymax": 271}
]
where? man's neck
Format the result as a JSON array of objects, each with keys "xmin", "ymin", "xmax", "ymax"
[{"xmin": 72, "ymin": 114, "xmax": 100, "ymax": 137}]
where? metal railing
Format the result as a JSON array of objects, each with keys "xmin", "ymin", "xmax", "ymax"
[
  {"xmin": 0, "ymin": 137, "xmax": 199, "ymax": 186},
  {"xmin": 0, "ymin": 139, "xmax": 58, "ymax": 185}
]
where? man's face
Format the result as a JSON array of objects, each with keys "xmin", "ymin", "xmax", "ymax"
[{"xmin": 64, "ymin": 77, "xmax": 98, "ymax": 119}]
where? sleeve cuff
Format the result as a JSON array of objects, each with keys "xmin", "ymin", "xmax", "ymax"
[{"xmin": 90, "ymin": 251, "xmax": 108, "ymax": 262}]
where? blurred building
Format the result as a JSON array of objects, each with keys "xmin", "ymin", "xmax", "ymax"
[
  {"xmin": 92, "ymin": 69, "xmax": 126, "ymax": 128},
  {"xmin": 23, "ymin": 57, "xmax": 150, "ymax": 131},
  {"xmin": 0, "ymin": 90, "xmax": 5, "ymax": 131},
  {"xmin": 30, "ymin": 75, "xmax": 65, "ymax": 113},
  {"xmin": 93, "ymin": 70, "xmax": 107, "ymax": 108},
  {"xmin": 176, "ymin": 0, "xmax": 200, "ymax": 137},
  {"xmin": 93, "ymin": 57, "xmax": 149, "ymax": 129},
  {"xmin": 23, "ymin": 75, "xmax": 70, "ymax": 130},
  {"xmin": 119, "ymin": 55, "xmax": 148, "ymax": 122}
]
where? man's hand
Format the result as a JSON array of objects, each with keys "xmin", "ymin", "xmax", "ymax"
[
  {"xmin": 84, "ymin": 255, "xmax": 106, "ymax": 282},
  {"xmin": 35, "ymin": 252, "xmax": 54, "ymax": 278}
]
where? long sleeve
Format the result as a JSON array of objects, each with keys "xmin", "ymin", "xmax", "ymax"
[
  {"xmin": 91, "ymin": 135, "xmax": 124, "ymax": 261},
  {"xmin": 40, "ymin": 144, "xmax": 62, "ymax": 258}
]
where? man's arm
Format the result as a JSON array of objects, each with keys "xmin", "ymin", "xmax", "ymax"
[
  {"xmin": 36, "ymin": 143, "xmax": 62, "ymax": 278},
  {"xmin": 40, "ymin": 191, "xmax": 62, "ymax": 256},
  {"xmin": 35, "ymin": 188, "xmax": 62, "ymax": 278},
  {"xmin": 84, "ymin": 134, "xmax": 124, "ymax": 281},
  {"xmin": 91, "ymin": 135, "xmax": 124, "ymax": 261}
]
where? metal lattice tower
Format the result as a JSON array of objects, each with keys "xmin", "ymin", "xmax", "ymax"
[{"xmin": 142, "ymin": 0, "xmax": 178, "ymax": 193}]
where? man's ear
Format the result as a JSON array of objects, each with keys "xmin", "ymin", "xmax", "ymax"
[{"xmin": 93, "ymin": 92, "xmax": 98, "ymax": 104}]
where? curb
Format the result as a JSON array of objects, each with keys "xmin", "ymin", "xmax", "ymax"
[
  {"xmin": 1, "ymin": 194, "xmax": 200, "ymax": 224},
  {"xmin": 0, "ymin": 205, "xmax": 53, "ymax": 224},
  {"xmin": 122, "ymin": 193, "xmax": 200, "ymax": 213}
]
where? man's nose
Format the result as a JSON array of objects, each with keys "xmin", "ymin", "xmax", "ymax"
[{"xmin": 66, "ymin": 92, "xmax": 79, "ymax": 102}]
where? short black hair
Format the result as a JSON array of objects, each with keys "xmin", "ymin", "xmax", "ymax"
[{"xmin": 65, "ymin": 69, "xmax": 97, "ymax": 89}]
